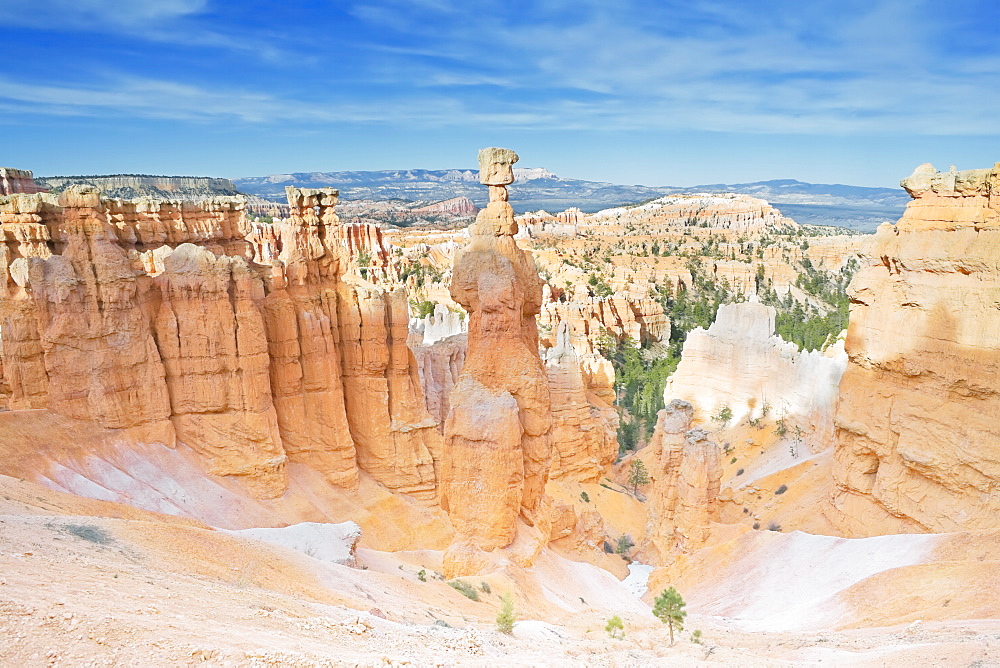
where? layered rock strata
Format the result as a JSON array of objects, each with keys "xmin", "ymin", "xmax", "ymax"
[
  {"xmin": 665, "ymin": 300, "xmax": 846, "ymax": 448},
  {"xmin": 833, "ymin": 162, "xmax": 1000, "ymax": 533},
  {"xmin": 0, "ymin": 184, "xmax": 439, "ymax": 500},
  {"xmin": 440, "ymin": 148, "xmax": 553, "ymax": 560},
  {"xmin": 0, "ymin": 168, "xmax": 46, "ymax": 195},
  {"xmin": 643, "ymin": 400, "xmax": 721, "ymax": 562}
]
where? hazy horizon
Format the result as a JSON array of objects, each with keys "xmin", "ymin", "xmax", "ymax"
[{"xmin": 3, "ymin": 0, "xmax": 998, "ymax": 188}]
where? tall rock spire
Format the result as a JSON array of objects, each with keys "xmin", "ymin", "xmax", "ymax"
[{"xmin": 441, "ymin": 148, "xmax": 553, "ymax": 574}]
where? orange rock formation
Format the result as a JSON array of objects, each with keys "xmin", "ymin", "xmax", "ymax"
[
  {"xmin": 0, "ymin": 184, "xmax": 439, "ymax": 501},
  {"xmin": 833, "ymin": 162, "xmax": 1000, "ymax": 534},
  {"xmin": 642, "ymin": 400, "xmax": 722, "ymax": 562},
  {"xmin": 440, "ymin": 148, "xmax": 553, "ymax": 567}
]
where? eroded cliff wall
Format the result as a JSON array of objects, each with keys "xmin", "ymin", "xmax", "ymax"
[
  {"xmin": 833, "ymin": 163, "xmax": 1000, "ymax": 533},
  {"xmin": 0, "ymin": 185, "xmax": 439, "ymax": 501}
]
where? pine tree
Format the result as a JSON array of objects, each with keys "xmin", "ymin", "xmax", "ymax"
[
  {"xmin": 496, "ymin": 593, "xmax": 516, "ymax": 635},
  {"xmin": 653, "ymin": 586, "xmax": 687, "ymax": 646},
  {"xmin": 627, "ymin": 458, "xmax": 650, "ymax": 496}
]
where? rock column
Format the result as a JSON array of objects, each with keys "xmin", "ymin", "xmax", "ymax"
[{"xmin": 441, "ymin": 148, "xmax": 552, "ymax": 568}]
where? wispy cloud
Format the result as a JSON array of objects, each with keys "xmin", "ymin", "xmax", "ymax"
[
  {"xmin": 0, "ymin": 0, "xmax": 208, "ymax": 30},
  {"xmin": 1, "ymin": 0, "xmax": 998, "ymax": 137}
]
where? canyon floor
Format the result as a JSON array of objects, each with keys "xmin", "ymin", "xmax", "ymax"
[{"xmin": 3, "ymin": 473, "xmax": 999, "ymax": 667}]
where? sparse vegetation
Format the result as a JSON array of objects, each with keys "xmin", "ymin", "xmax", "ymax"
[
  {"xmin": 768, "ymin": 522, "xmax": 782, "ymax": 532},
  {"xmin": 448, "ymin": 580, "xmax": 480, "ymax": 601},
  {"xmin": 712, "ymin": 404, "xmax": 733, "ymax": 426},
  {"xmin": 479, "ymin": 581, "xmax": 491, "ymax": 594},
  {"xmin": 691, "ymin": 629, "xmax": 703, "ymax": 644},
  {"xmin": 410, "ymin": 299, "xmax": 437, "ymax": 318},
  {"xmin": 775, "ymin": 484, "xmax": 788, "ymax": 495},
  {"xmin": 417, "ymin": 569, "xmax": 427, "ymax": 582},
  {"xmin": 580, "ymin": 491, "xmax": 590, "ymax": 503},
  {"xmin": 615, "ymin": 534, "xmax": 634, "ymax": 555},
  {"xmin": 60, "ymin": 523, "xmax": 113, "ymax": 545}
]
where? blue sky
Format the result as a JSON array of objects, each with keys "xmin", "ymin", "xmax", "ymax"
[{"xmin": 1, "ymin": 0, "xmax": 998, "ymax": 187}]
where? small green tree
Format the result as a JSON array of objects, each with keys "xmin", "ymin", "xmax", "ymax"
[
  {"xmin": 605, "ymin": 614, "xmax": 625, "ymax": 639},
  {"xmin": 615, "ymin": 534, "xmax": 634, "ymax": 555},
  {"xmin": 496, "ymin": 593, "xmax": 516, "ymax": 634},
  {"xmin": 653, "ymin": 586, "xmax": 687, "ymax": 646},
  {"xmin": 712, "ymin": 404, "xmax": 733, "ymax": 426},
  {"xmin": 627, "ymin": 458, "xmax": 650, "ymax": 496}
]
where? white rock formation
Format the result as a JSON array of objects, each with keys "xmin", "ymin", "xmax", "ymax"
[
  {"xmin": 409, "ymin": 302, "xmax": 467, "ymax": 345},
  {"xmin": 665, "ymin": 300, "xmax": 847, "ymax": 448},
  {"xmin": 225, "ymin": 521, "xmax": 362, "ymax": 566}
]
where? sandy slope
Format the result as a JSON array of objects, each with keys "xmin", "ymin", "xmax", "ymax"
[{"xmin": 3, "ymin": 475, "xmax": 1000, "ymax": 666}]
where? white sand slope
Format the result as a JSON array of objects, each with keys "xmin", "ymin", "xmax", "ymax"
[{"xmin": 689, "ymin": 530, "xmax": 937, "ymax": 631}]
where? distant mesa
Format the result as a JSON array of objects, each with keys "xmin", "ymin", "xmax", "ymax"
[{"xmin": 36, "ymin": 173, "xmax": 240, "ymax": 200}]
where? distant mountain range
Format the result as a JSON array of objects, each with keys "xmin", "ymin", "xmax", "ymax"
[{"xmin": 233, "ymin": 170, "xmax": 908, "ymax": 232}]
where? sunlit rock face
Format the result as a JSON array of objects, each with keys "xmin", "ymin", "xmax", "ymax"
[
  {"xmin": 440, "ymin": 148, "xmax": 554, "ymax": 571},
  {"xmin": 664, "ymin": 299, "xmax": 847, "ymax": 449},
  {"xmin": 833, "ymin": 162, "xmax": 1000, "ymax": 534},
  {"xmin": 641, "ymin": 400, "xmax": 721, "ymax": 564},
  {"xmin": 0, "ymin": 184, "xmax": 439, "ymax": 500},
  {"xmin": 542, "ymin": 322, "xmax": 618, "ymax": 483}
]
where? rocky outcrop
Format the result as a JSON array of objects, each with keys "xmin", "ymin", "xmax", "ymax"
[
  {"xmin": 833, "ymin": 162, "xmax": 1000, "ymax": 534},
  {"xmin": 542, "ymin": 322, "xmax": 618, "ymax": 482},
  {"xmin": 0, "ymin": 184, "xmax": 440, "ymax": 500},
  {"xmin": 665, "ymin": 300, "xmax": 847, "ymax": 448},
  {"xmin": 413, "ymin": 196, "xmax": 479, "ymax": 217},
  {"xmin": 540, "ymin": 292, "xmax": 669, "ymax": 351},
  {"xmin": 0, "ymin": 168, "xmax": 46, "ymax": 195},
  {"xmin": 589, "ymin": 193, "xmax": 798, "ymax": 235},
  {"xmin": 643, "ymin": 400, "xmax": 721, "ymax": 562},
  {"xmin": 410, "ymin": 332, "xmax": 467, "ymax": 430},
  {"xmin": 440, "ymin": 148, "xmax": 552, "ymax": 567}
]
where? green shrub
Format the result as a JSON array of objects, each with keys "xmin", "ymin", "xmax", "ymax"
[
  {"xmin": 775, "ymin": 484, "xmax": 788, "ymax": 495},
  {"xmin": 580, "ymin": 491, "xmax": 590, "ymax": 503},
  {"xmin": 615, "ymin": 534, "xmax": 634, "ymax": 555},
  {"xmin": 712, "ymin": 405, "xmax": 733, "ymax": 425},
  {"xmin": 496, "ymin": 593, "xmax": 516, "ymax": 634},
  {"xmin": 417, "ymin": 569, "xmax": 427, "ymax": 582},
  {"xmin": 480, "ymin": 581, "xmax": 491, "ymax": 594},
  {"xmin": 691, "ymin": 629, "xmax": 703, "ymax": 644},
  {"xmin": 448, "ymin": 580, "xmax": 480, "ymax": 601},
  {"xmin": 605, "ymin": 615, "xmax": 625, "ymax": 639}
]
